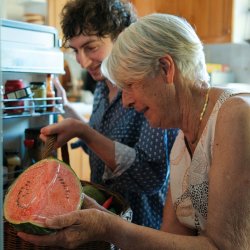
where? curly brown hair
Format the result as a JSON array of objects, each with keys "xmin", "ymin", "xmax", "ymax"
[{"xmin": 60, "ymin": 0, "xmax": 137, "ymax": 46}]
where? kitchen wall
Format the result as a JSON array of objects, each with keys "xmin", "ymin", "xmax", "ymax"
[
  {"xmin": 204, "ymin": 43, "xmax": 250, "ymax": 84},
  {"xmin": 1, "ymin": 0, "xmax": 24, "ymax": 20}
]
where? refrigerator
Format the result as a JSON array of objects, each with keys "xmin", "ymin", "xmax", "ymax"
[{"xmin": 0, "ymin": 18, "xmax": 65, "ymax": 247}]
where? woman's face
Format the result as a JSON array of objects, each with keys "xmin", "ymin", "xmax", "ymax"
[
  {"xmin": 69, "ymin": 34, "xmax": 113, "ymax": 81},
  {"xmin": 122, "ymin": 71, "xmax": 175, "ymax": 128}
]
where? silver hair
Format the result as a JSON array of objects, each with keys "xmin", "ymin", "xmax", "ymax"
[{"xmin": 101, "ymin": 13, "xmax": 210, "ymax": 88}]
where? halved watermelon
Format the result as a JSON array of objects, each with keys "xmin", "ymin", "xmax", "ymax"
[{"xmin": 4, "ymin": 158, "xmax": 83, "ymax": 235}]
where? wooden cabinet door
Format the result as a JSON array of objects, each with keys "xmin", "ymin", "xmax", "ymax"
[
  {"xmin": 131, "ymin": 0, "xmax": 155, "ymax": 16},
  {"xmin": 57, "ymin": 115, "xmax": 91, "ymax": 181},
  {"xmin": 47, "ymin": 0, "xmax": 68, "ymax": 40},
  {"xmin": 131, "ymin": 0, "xmax": 233, "ymax": 44}
]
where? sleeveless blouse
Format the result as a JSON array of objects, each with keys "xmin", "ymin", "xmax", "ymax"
[{"xmin": 170, "ymin": 90, "xmax": 240, "ymax": 232}]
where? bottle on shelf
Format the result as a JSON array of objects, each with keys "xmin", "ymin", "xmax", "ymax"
[
  {"xmin": 46, "ymin": 73, "xmax": 55, "ymax": 112},
  {"xmin": 30, "ymin": 81, "xmax": 46, "ymax": 112}
]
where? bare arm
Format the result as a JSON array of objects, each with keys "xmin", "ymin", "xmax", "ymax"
[
  {"xmin": 161, "ymin": 187, "xmax": 196, "ymax": 235},
  {"xmin": 108, "ymin": 217, "xmax": 216, "ymax": 250},
  {"xmin": 18, "ymin": 209, "xmax": 216, "ymax": 250},
  {"xmin": 204, "ymin": 95, "xmax": 250, "ymax": 249}
]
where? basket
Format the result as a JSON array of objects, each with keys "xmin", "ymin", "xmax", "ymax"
[{"xmin": 4, "ymin": 136, "xmax": 132, "ymax": 250}]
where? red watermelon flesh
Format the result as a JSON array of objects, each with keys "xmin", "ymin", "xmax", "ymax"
[{"xmin": 4, "ymin": 158, "xmax": 83, "ymax": 234}]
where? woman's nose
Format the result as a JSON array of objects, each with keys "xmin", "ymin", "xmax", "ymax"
[
  {"xmin": 122, "ymin": 90, "xmax": 135, "ymax": 108},
  {"xmin": 77, "ymin": 52, "xmax": 92, "ymax": 69}
]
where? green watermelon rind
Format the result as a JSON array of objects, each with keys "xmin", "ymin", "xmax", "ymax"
[
  {"xmin": 4, "ymin": 157, "xmax": 83, "ymax": 235},
  {"xmin": 12, "ymin": 222, "xmax": 56, "ymax": 235},
  {"xmin": 82, "ymin": 185, "xmax": 106, "ymax": 205}
]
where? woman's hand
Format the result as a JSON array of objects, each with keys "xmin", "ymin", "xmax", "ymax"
[
  {"xmin": 17, "ymin": 209, "xmax": 110, "ymax": 249},
  {"xmin": 40, "ymin": 118, "xmax": 84, "ymax": 149},
  {"xmin": 53, "ymin": 76, "xmax": 89, "ymax": 122},
  {"xmin": 82, "ymin": 194, "xmax": 112, "ymax": 213},
  {"xmin": 17, "ymin": 194, "xmax": 114, "ymax": 249},
  {"xmin": 53, "ymin": 76, "xmax": 68, "ymax": 105}
]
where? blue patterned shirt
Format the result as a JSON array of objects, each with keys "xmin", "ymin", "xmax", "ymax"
[{"xmin": 83, "ymin": 82, "xmax": 178, "ymax": 229}]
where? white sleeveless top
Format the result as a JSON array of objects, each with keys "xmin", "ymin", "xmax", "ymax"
[{"xmin": 170, "ymin": 90, "xmax": 240, "ymax": 232}]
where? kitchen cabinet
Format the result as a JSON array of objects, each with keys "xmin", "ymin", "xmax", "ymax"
[
  {"xmin": 47, "ymin": 0, "xmax": 67, "ymax": 40},
  {"xmin": 131, "ymin": 0, "xmax": 233, "ymax": 44},
  {"xmin": 57, "ymin": 133, "xmax": 91, "ymax": 181},
  {"xmin": 57, "ymin": 111, "xmax": 91, "ymax": 182}
]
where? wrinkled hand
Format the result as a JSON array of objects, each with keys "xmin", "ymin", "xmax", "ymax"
[
  {"xmin": 40, "ymin": 118, "xmax": 84, "ymax": 149},
  {"xmin": 82, "ymin": 194, "xmax": 108, "ymax": 212},
  {"xmin": 18, "ymin": 208, "xmax": 109, "ymax": 249},
  {"xmin": 53, "ymin": 76, "xmax": 68, "ymax": 105}
]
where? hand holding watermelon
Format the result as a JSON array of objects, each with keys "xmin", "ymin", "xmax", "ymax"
[{"xmin": 17, "ymin": 208, "xmax": 118, "ymax": 249}]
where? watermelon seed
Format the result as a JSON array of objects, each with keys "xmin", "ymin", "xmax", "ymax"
[
  {"xmin": 57, "ymin": 175, "xmax": 71, "ymax": 199},
  {"xmin": 16, "ymin": 180, "xmax": 32, "ymax": 208}
]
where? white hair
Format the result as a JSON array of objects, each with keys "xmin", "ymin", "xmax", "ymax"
[{"xmin": 101, "ymin": 13, "xmax": 209, "ymax": 88}]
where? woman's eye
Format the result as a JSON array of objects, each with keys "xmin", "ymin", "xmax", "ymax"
[
  {"xmin": 86, "ymin": 46, "xmax": 98, "ymax": 52},
  {"xmin": 123, "ymin": 84, "xmax": 132, "ymax": 91}
]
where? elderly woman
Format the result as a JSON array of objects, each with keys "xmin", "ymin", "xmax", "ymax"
[{"xmin": 18, "ymin": 14, "xmax": 250, "ymax": 249}]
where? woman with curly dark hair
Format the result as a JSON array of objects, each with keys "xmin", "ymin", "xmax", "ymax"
[{"xmin": 38, "ymin": 0, "xmax": 178, "ymax": 230}]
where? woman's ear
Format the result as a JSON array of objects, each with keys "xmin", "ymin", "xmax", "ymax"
[{"xmin": 159, "ymin": 55, "xmax": 175, "ymax": 84}]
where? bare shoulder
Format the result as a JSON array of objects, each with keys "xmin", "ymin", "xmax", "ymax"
[
  {"xmin": 215, "ymin": 92, "xmax": 250, "ymax": 134},
  {"xmin": 220, "ymin": 92, "xmax": 250, "ymax": 113},
  {"xmin": 206, "ymin": 91, "xmax": 250, "ymax": 249},
  {"xmin": 213, "ymin": 91, "xmax": 250, "ymax": 167}
]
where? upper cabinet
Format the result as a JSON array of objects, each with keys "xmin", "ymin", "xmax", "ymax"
[
  {"xmin": 47, "ymin": 0, "xmax": 68, "ymax": 40},
  {"xmin": 131, "ymin": 0, "xmax": 233, "ymax": 44}
]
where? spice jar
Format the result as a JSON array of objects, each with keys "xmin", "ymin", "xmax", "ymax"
[{"xmin": 30, "ymin": 82, "xmax": 46, "ymax": 112}]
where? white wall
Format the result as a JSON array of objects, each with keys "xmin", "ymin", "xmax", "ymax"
[
  {"xmin": 233, "ymin": 0, "xmax": 250, "ymax": 43},
  {"xmin": 204, "ymin": 43, "xmax": 250, "ymax": 83}
]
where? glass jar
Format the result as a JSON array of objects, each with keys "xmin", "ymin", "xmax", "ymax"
[
  {"xmin": 30, "ymin": 82, "xmax": 46, "ymax": 112},
  {"xmin": 5, "ymin": 151, "xmax": 21, "ymax": 185},
  {"xmin": 4, "ymin": 79, "xmax": 25, "ymax": 114}
]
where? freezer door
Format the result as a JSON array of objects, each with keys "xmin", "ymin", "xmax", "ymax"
[{"xmin": 0, "ymin": 19, "xmax": 64, "ymax": 74}]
